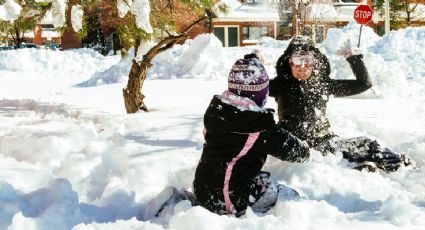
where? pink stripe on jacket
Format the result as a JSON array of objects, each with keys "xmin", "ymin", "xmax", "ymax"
[{"xmin": 223, "ymin": 132, "xmax": 260, "ymax": 213}]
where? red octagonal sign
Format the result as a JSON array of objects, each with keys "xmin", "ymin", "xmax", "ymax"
[{"xmin": 354, "ymin": 5, "xmax": 374, "ymax": 25}]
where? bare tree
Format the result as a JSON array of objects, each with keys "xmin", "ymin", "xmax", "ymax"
[{"xmin": 375, "ymin": 0, "xmax": 425, "ymax": 29}]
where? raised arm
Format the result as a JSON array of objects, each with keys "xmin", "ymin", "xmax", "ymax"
[{"xmin": 328, "ymin": 54, "xmax": 372, "ymax": 97}]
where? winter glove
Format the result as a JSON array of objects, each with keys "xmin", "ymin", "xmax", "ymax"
[
  {"xmin": 284, "ymin": 138, "xmax": 310, "ymax": 163},
  {"xmin": 336, "ymin": 39, "xmax": 362, "ymax": 59},
  {"xmin": 367, "ymin": 141, "xmax": 415, "ymax": 172},
  {"xmin": 337, "ymin": 138, "xmax": 415, "ymax": 172}
]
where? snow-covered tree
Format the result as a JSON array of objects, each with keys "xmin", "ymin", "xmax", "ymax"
[
  {"xmin": 0, "ymin": 0, "xmax": 52, "ymax": 47},
  {"xmin": 118, "ymin": 0, "xmax": 218, "ymax": 113}
]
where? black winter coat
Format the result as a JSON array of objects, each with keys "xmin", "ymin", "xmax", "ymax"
[
  {"xmin": 193, "ymin": 95, "xmax": 309, "ymax": 215},
  {"xmin": 269, "ymin": 44, "xmax": 372, "ymax": 147}
]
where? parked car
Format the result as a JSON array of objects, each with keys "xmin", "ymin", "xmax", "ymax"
[
  {"xmin": 0, "ymin": 46, "xmax": 15, "ymax": 51},
  {"xmin": 17, "ymin": 43, "xmax": 41, "ymax": 49}
]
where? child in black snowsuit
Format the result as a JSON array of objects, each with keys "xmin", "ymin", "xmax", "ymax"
[
  {"xmin": 269, "ymin": 35, "xmax": 414, "ymax": 172},
  {"xmin": 192, "ymin": 55, "xmax": 310, "ymax": 216}
]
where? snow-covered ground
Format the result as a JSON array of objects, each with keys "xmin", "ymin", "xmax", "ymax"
[{"xmin": 0, "ymin": 24, "xmax": 424, "ymax": 229}]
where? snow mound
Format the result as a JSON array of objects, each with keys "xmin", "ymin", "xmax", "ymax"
[{"xmin": 0, "ymin": 48, "xmax": 119, "ymax": 84}]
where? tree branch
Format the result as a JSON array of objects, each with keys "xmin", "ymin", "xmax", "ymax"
[
  {"xmin": 157, "ymin": 34, "xmax": 188, "ymax": 54},
  {"xmin": 181, "ymin": 15, "xmax": 208, "ymax": 34},
  {"xmin": 144, "ymin": 15, "xmax": 207, "ymax": 62}
]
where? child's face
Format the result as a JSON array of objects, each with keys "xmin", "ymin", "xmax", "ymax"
[
  {"xmin": 290, "ymin": 63, "xmax": 314, "ymax": 81},
  {"xmin": 289, "ymin": 50, "xmax": 316, "ymax": 81}
]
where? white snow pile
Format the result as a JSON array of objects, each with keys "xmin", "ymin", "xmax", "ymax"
[
  {"xmin": 0, "ymin": 48, "xmax": 120, "ymax": 87},
  {"xmin": 0, "ymin": 25, "xmax": 424, "ymax": 230},
  {"xmin": 80, "ymin": 34, "xmax": 228, "ymax": 87}
]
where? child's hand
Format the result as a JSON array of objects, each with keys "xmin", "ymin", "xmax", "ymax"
[{"xmin": 336, "ymin": 39, "xmax": 362, "ymax": 58}]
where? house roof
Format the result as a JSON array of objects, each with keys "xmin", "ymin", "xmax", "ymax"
[{"xmin": 214, "ymin": 0, "xmax": 280, "ymax": 22}]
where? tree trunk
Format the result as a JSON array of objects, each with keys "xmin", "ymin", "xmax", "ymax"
[
  {"xmin": 123, "ymin": 59, "xmax": 151, "ymax": 113},
  {"xmin": 13, "ymin": 24, "xmax": 23, "ymax": 48}
]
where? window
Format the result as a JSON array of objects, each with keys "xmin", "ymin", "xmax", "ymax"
[
  {"xmin": 41, "ymin": 24, "xmax": 54, "ymax": 29},
  {"xmin": 41, "ymin": 24, "xmax": 56, "ymax": 31},
  {"xmin": 242, "ymin": 26, "xmax": 268, "ymax": 41},
  {"xmin": 243, "ymin": 0, "xmax": 264, "ymax": 5},
  {"xmin": 302, "ymin": 25, "xmax": 325, "ymax": 43},
  {"xmin": 334, "ymin": 0, "xmax": 357, "ymax": 2}
]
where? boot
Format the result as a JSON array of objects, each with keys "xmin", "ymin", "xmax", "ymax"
[{"xmin": 139, "ymin": 186, "xmax": 187, "ymax": 221}]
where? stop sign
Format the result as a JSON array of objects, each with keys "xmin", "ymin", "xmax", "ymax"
[{"xmin": 354, "ymin": 5, "xmax": 374, "ymax": 25}]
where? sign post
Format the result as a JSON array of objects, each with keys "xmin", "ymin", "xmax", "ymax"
[{"xmin": 353, "ymin": 5, "xmax": 374, "ymax": 47}]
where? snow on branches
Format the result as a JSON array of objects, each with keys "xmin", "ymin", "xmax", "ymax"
[
  {"xmin": 0, "ymin": 0, "xmax": 22, "ymax": 21},
  {"xmin": 130, "ymin": 0, "xmax": 153, "ymax": 33},
  {"xmin": 1, "ymin": 0, "xmax": 154, "ymax": 34}
]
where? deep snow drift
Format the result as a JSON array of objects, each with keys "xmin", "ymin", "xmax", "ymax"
[{"xmin": 0, "ymin": 24, "xmax": 424, "ymax": 229}]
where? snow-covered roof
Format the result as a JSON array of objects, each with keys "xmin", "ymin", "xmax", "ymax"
[{"xmin": 214, "ymin": 0, "xmax": 279, "ymax": 22}]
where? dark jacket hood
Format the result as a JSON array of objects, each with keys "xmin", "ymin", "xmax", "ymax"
[
  {"xmin": 276, "ymin": 35, "xmax": 331, "ymax": 81},
  {"xmin": 204, "ymin": 96, "xmax": 275, "ymax": 134}
]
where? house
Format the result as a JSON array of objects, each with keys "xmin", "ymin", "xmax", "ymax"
[
  {"xmin": 209, "ymin": 0, "xmax": 281, "ymax": 47},
  {"xmin": 210, "ymin": 0, "xmax": 425, "ymax": 45},
  {"xmin": 208, "ymin": 0, "xmax": 371, "ymax": 45},
  {"xmin": 206, "ymin": 0, "xmax": 367, "ymax": 46},
  {"xmin": 26, "ymin": 13, "xmax": 62, "ymax": 48}
]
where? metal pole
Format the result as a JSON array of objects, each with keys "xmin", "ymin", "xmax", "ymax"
[
  {"xmin": 357, "ymin": 25, "xmax": 363, "ymax": 48},
  {"xmin": 384, "ymin": 0, "xmax": 390, "ymax": 33}
]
